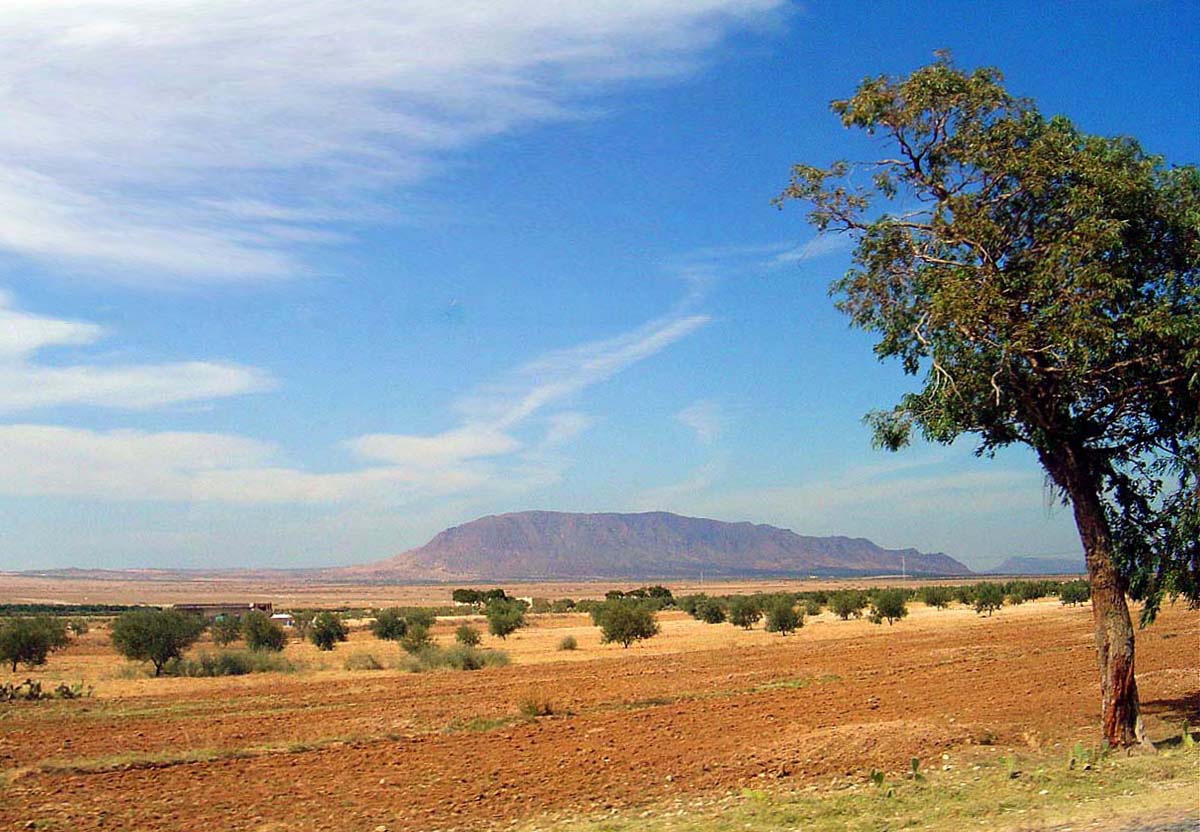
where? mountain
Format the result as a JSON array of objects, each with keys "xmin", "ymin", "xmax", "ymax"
[
  {"xmin": 337, "ymin": 510, "xmax": 973, "ymax": 580},
  {"xmin": 987, "ymin": 555, "xmax": 1085, "ymax": 575}
]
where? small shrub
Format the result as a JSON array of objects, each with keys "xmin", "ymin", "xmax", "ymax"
[
  {"xmin": 166, "ymin": 649, "xmax": 294, "ymax": 677},
  {"xmin": 486, "ymin": 599, "xmax": 526, "ymax": 640},
  {"xmin": 694, "ymin": 598, "xmax": 727, "ymax": 624},
  {"xmin": 243, "ymin": 610, "xmax": 287, "ymax": 652},
  {"xmin": 343, "ymin": 652, "xmax": 383, "ymax": 671},
  {"xmin": 974, "ymin": 583, "xmax": 1005, "ymax": 616},
  {"xmin": 67, "ymin": 619, "xmax": 89, "ymax": 637},
  {"xmin": 455, "ymin": 624, "xmax": 482, "ymax": 646},
  {"xmin": 728, "ymin": 596, "xmax": 762, "ymax": 629},
  {"xmin": 309, "ymin": 612, "xmax": 348, "ymax": 651},
  {"xmin": 764, "ymin": 599, "xmax": 802, "ymax": 635},
  {"xmin": 557, "ymin": 634, "xmax": 578, "ymax": 651},
  {"xmin": 518, "ymin": 697, "xmax": 555, "ymax": 718},
  {"xmin": 869, "ymin": 589, "xmax": 909, "ymax": 625},
  {"xmin": 397, "ymin": 645, "xmax": 509, "ymax": 673}
]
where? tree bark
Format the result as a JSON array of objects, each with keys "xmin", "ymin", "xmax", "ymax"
[{"xmin": 1044, "ymin": 448, "xmax": 1146, "ymax": 748}]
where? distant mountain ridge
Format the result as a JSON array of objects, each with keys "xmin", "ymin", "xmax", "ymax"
[
  {"xmin": 987, "ymin": 555, "xmax": 1085, "ymax": 575},
  {"xmin": 336, "ymin": 510, "xmax": 973, "ymax": 580}
]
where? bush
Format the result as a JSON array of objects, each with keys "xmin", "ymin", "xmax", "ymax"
[
  {"xmin": 1060, "ymin": 580, "xmax": 1091, "ymax": 606},
  {"xmin": 764, "ymin": 599, "xmax": 802, "ymax": 635},
  {"xmin": 485, "ymin": 599, "xmax": 526, "ymax": 640},
  {"xmin": 0, "ymin": 617, "xmax": 69, "ymax": 672},
  {"xmin": 110, "ymin": 609, "xmax": 205, "ymax": 676},
  {"xmin": 549, "ymin": 598, "xmax": 576, "ymax": 613},
  {"xmin": 868, "ymin": 589, "xmax": 909, "ymax": 625},
  {"xmin": 952, "ymin": 584, "xmax": 977, "ymax": 605},
  {"xmin": 343, "ymin": 652, "xmax": 383, "ymax": 671},
  {"xmin": 166, "ymin": 649, "xmax": 293, "ymax": 677},
  {"xmin": 210, "ymin": 615, "xmax": 242, "ymax": 646},
  {"xmin": 404, "ymin": 608, "xmax": 437, "ymax": 630},
  {"xmin": 973, "ymin": 583, "xmax": 1005, "ymax": 616},
  {"xmin": 595, "ymin": 599, "xmax": 660, "ymax": 648},
  {"xmin": 398, "ymin": 645, "xmax": 509, "ymax": 673},
  {"xmin": 728, "ymin": 596, "xmax": 762, "ymax": 630},
  {"xmin": 918, "ymin": 586, "xmax": 954, "ymax": 609},
  {"xmin": 693, "ymin": 597, "xmax": 727, "ymax": 624},
  {"xmin": 399, "ymin": 624, "xmax": 434, "ymax": 654},
  {"xmin": 309, "ymin": 612, "xmax": 348, "ymax": 651},
  {"xmin": 557, "ymin": 635, "xmax": 578, "ymax": 651},
  {"xmin": 803, "ymin": 597, "xmax": 824, "ymax": 617},
  {"xmin": 67, "ymin": 619, "xmax": 89, "ymax": 637},
  {"xmin": 830, "ymin": 590, "xmax": 868, "ymax": 620},
  {"xmin": 243, "ymin": 611, "xmax": 287, "ymax": 652},
  {"xmin": 455, "ymin": 624, "xmax": 482, "ymax": 646},
  {"xmin": 369, "ymin": 609, "xmax": 408, "ymax": 641}
]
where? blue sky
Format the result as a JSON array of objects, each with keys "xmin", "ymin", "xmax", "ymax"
[{"xmin": 1, "ymin": 1, "xmax": 1196, "ymax": 571}]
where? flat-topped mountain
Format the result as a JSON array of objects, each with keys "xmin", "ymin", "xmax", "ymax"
[
  {"xmin": 987, "ymin": 555, "xmax": 1085, "ymax": 575},
  {"xmin": 336, "ymin": 510, "xmax": 972, "ymax": 580}
]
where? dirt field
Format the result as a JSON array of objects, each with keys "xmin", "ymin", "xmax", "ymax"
[{"xmin": 1, "ymin": 597, "xmax": 1196, "ymax": 832}]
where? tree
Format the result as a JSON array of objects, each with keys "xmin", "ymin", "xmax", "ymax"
[
  {"xmin": 693, "ymin": 597, "xmax": 727, "ymax": 624},
  {"xmin": 764, "ymin": 599, "xmax": 802, "ymax": 635},
  {"xmin": 455, "ymin": 624, "xmax": 482, "ymax": 646},
  {"xmin": 974, "ymin": 582, "xmax": 1005, "ymax": 616},
  {"xmin": 67, "ymin": 619, "xmax": 89, "ymax": 637},
  {"xmin": 399, "ymin": 624, "xmax": 434, "ymax": 654},
  {"xmin": 110, "ymin": 609, "xmax": 205, "ymax": 676},
  {"xmin": 308, "ymin": 612, "xmax": 348, "ymax": 651},
  {"xmin": 210, "ymin": 615, "xmax": 242, "ymax": 647},
  {"xmin": 451, "ymin": 589, "xmax": 482, "ymax": 606},
  {"xmin": 0, "ymin": 617, "xmax": 69, "ymax": 672},
  {"xmin": 1061, "ymin": 580, "xmax": 1091, "ymax": 606},
  {"xmin": 778, "ymin": 55, "xmax": 1199, "ymax": 746},
  {"xmin": 918, "ymin": 586, "xmax": 953, "ymax": 609},
  {"xmin": 369, "ymin": 609, "xmax": 408, "ymax": 642},
  {"xmin": 485, "ymin": 599, "xmax": 526, "ymax": 640},
  {"xmin": 594, "ymin": 599, "xmax": 660, "ymax": 648},
  {"xmin": 869, "ymin": 589, "xmax": 909, "ymax": 625},
  {"xmin": 728, "ymin": 596, "xmax": 763, "ymax": 629},
  {"xmin": 830, "ymin": 590, "xmax": 868, "ymax": 620},
  {"xmin": 243, "ymin": 611, "xmax": 287, "ymax": 652}
]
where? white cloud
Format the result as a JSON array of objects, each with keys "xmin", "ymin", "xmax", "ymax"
[
  {"xmin": 676, "ymin": 399, "xmax": 722, "ymax": 443},
  {"xmin": 0, "ymin": 0, "xmax": 783, "ymax": 281},
  {"xmin": 0, "ymin": 292, "xmax": 272, "ymax": 412},
  {"xmin": 764, "ymin": 233, "xmax": 853, "ymax": 268},
  {"xmin": 0, "ymin": 299, "xmax": 706, "ymax": 504}
]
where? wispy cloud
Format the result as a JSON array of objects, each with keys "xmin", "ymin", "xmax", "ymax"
[
  {"xmin": 0, "ymin": 299, "xmax": 708, "ymax": 504},
  {"xmin": 0, "ymin": 0, "xmax": 783, "ymax": 282},
  {"xmin": 676, "ymin": 399, "xmax": 722, "ymax": 444},
  {"xmin": 0, "ymin": 290, "xmax": 273, "ymax": 412},
  {"xmin": 763, "ymin": 233, "xmax": 853, "ymax": 269}
]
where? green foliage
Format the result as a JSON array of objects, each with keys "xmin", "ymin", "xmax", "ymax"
[
  {"xmin": 369, "ymin": 608, "xmax": 408, "ymax": 641},
  {"xmin": 455, "ymin": 624, "xmax": 482, "ymax": 646},
  {"xmin": 67, "ymin": 619, "xmax": 89, "ymax": 637},
  {"xmin": 209, "ymin": 615, "xmax": 242, "ymax": 647},
  {"xmin": 485, "ymin": 599, "xmax": 526, "ymax": 640},
  {"xmin": 1060, "ymin": 580, "xmax": 1091, "ymax": 606},
  {"xmin": 974, "ymin": 583, "xmax": 1005, "ymax": 616},
  {"xmin": 110, "ymin": 609, "xmax": 205, "ymax": 676},
  {"xmin": 405, "ymin": 608, "xmax": 437, "ymax": 630},
  {"xmin": 594, "ymin": 599, "xmax": 660, "ymax": 648},
  {"xmin": 918, "ymin": 586, "xmax": 953, "ymax": 609},
  {"xmin": 242, "ymin": 610, "xmax": 287, "ymax": 652},
  {"xmin": 308, "ymin": 612, "xmax": 348, "ymax": 651},
  {"xmin": 764, "ymin": 599, "xmax": 802, "ymax": 635},
  {"xmin": 399, "ymin": 624, "xmax": 434, "ymax": 654},
  {"xmin": 557, "ymin": 634, "xmax": 578, "ymax": 651},
  {"xmin": 693, "ymin": 597, "xmax": 727, "ymax": 624},
  {"xmin": 166, "ymin": 649, "xmax": 294, "ymax": 677},
  {"xmin": 869, "ymin": 589, "xmax": 909, "ymax": 625},
  {"xmin": 728, "ymin": 596, "xmax": 763, "ymax": 629},
  {"xmin": 0, "ymin": 616, "xmax": 69, "ymax": 672},
  {"xmin": 398, "ymin": 645, "xmax": 509, "ymax": 673},
  {"xmin": 549, "ymin": 598, "xmax": 576, "ymax": 613},
  {"xmin": 830, "ymin": 590, "xmax": 868, "ymax": 620},
  {"xmin": 777, "ymin": 54, "xmax": 1199, "ymax": 624}
]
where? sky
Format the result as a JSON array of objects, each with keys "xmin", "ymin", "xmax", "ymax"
[{"xmin": 1, "ymin": 1, "xmax": 1197, "ymax": 572}]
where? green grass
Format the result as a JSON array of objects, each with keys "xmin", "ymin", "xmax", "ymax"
[{"xmin": 525, "ymin": 744, "xmax": 1199, "ymax": 832}]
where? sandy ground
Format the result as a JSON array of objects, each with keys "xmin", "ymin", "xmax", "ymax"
[{"xmin": 1, "ymin": 599, "xmax": 1196, "ymax": 832}]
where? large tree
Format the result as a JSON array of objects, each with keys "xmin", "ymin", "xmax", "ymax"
[{"xmin": 778, "ymin": 55, "xmax": 1198, "ymax": 747}]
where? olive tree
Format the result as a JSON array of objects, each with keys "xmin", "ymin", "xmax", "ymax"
[
  {"xmin": 728, "ymin": 596, "xmax": 762, "ymax": 629},
  {"xmin": 0, "ymin": 617, "xmax": 69, "ymax": 672},
  {"xmin": 778, "ymin": 55, "xmax": 1198, "ymax": 746},
  {"xmin": 308, "ymin": 612, "xmax": 348, "ymax": 651},
  {"xmin": 110, "ymin": 609, "xmax": 205, "ymax": 676},
  {"xmin": 368, "ymin": 608, "xmax": 408, "ymax": 642},
  {"xmin": 973, "ymin": 582, "xmax": 1005, "ymax": 617},
  {"xmin": 243, "ymin": 611, "xmax": 287, "ymax": 652},
  {"xmin": 594, "ymin": 599, "xmax": 659, "ymax": 648},
  {"xmin": 485, "ymin": 599, "xmax": 526, "ymax": 640},
  {"xmin": 764, "ymin": 599, "xmax": 802, "ymax": 636},
  {"xmin": 868, "ymin": 589, "xmax": 909, "ymax": 625}
]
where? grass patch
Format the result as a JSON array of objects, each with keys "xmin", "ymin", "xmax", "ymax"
[
  {"xmin": 163, "ymin": 649, "xmax": 297, "ymax": 677},
  {"xmin": 396, "ymin": 645, "xmax": 510, "ymax": 673},
  {"xmin": 525, "ymin": 744, "xmax": 1200, "ymax": 832},
  {"xmin": 753, "ymin": 673, "xmax": 842, "ymax": 692},
  {"xmin": 343, "ymin": 651, "xmax": 384, "ymax": 671}
]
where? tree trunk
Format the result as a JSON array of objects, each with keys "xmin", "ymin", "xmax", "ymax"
[{"xmin": 1046, "ymin": 449, "xmax": 1145, "ymax": 748}]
